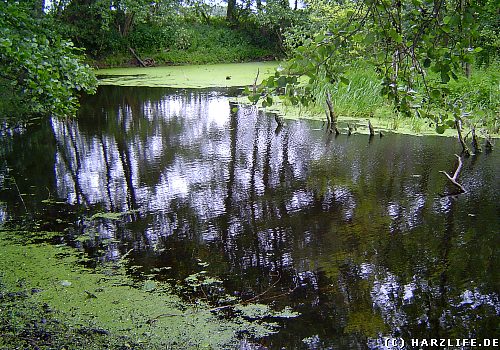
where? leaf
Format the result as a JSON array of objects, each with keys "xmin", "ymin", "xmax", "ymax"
[
  {"xmin": 277, "ymin": 76, "xmax": 287, "ymax": 88},
  {"xmin": 364, "ymin": 33, "xmax": 376, "ymax": 45},
  {"xmin": 352, "ymin": 33, "xmax": 364, "ymax": 43},
  {"xmin": 423, "ymin": 58, "xmax": 431, "ymax": 68},
  {"xmin": 445, "ymin": 119, "xmax": 455, "ymax": 128},
  {"xmin": 266, "ymin": 95, "xmax": 273, "ymax": 106},
  {"xmin": 388, "ymin": 29, "xmax": 402, "ymax": 44},
  {"xmin": 248, "ymin": 94, "xmax": 260, "ymax": 104},
  {"xmin": 314, "ymin": 34, "xmax": 325, "ymax": 43},
  {"xmin": 340, "ymin": 77, "xmax": 350, "ymax": 85},
  {"xmin": 436, "ymin": 125, "xmax": 447, "ymax": 134},
  {"xmin": 430, "ymin": 89, "xmax": 441, "ymax": 99},
  {"xmin": 440, "ymin": 71, "xmax": 450, "ymax": 83}
]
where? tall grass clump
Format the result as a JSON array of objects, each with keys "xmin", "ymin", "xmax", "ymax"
[
  {"xmin": 446, "ymin": 62, "xmax": 499, "ymax": 131},
  {"xmin": 305, "ymin": 62, "xmax": 390, "ymax": 119}
]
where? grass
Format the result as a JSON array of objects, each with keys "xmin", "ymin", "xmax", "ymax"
[{"xmin": 97, "ymin": 57, "xmax": 498, "ymax": 138}]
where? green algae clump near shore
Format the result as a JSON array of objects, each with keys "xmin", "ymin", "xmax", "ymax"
[
  {"xmin": 97, "ymin": 62, "xmax": 278, "ymax": 88},
  {"xmin": 0, "ymin": 229, "xmax": 276, "ymax": 349}
]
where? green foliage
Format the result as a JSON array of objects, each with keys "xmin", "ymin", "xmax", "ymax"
[
  {"xmin": 251, "ymin": 0, "xmax": 498, "ymax": 138},
  {"xmin": 57, "ymin": 0, "xmax": 121, "ymax": 57},
  {"xmin": 474, "ymin": 0, "xmax": 500, "ymax": 65},
  {"xmin": 253, "ymin": 0, "xmax": 309, "ymax": 53},
  {"xmin": 0, "ymin": 1, "xmax": 97, "ymax": 119},
  {"xmin": 149, "ymin": 23, "xmax": 275, "ymax": 65},
  {"xmin": 51, "ymin": 0, "xmax": 285, "ymax": 66}
]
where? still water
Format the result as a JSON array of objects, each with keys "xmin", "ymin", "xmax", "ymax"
[{"xmin": 1, "ymin": 86, "xmax": 499, "ymax": 348}]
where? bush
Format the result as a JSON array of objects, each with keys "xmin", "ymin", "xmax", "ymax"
[{"xmin": 129, "ymin": 23, "xmax": 177, "ymax": 52}]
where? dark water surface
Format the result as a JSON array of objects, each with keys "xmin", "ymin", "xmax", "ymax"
[{"xmin": 1, "ymin": 86, "xmax": 499, "ymax": 348}]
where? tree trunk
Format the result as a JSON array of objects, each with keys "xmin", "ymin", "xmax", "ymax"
[
  {"xmin": 455, "ymin": 119, "xmax": 471, "ymax": 156},
  {"xmin": 226, "ymin": 0, "xmax": 236, "ymax": 23},
  {"xmin": 326, "ymin": 92, "xmax": 339, "ymax": 134}
]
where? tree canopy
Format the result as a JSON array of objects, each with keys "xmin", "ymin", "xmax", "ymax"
[{"xmin": 0, "ymin": 1, "xmax": 97, "ymax": 120}]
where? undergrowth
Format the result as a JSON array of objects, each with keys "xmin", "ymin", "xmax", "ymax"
[{"xmin": 97, "ymin": 22, "xmax": 276, "ymax": 67}]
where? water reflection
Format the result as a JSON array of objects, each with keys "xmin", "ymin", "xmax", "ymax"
[{"xmin": 1, "ymin": 85, "xmax": 499, "ymax": 349}]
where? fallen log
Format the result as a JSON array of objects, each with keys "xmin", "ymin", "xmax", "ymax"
[{"xmin": 129, "ymin": 47, "xmax": 146, "ymax": 67}]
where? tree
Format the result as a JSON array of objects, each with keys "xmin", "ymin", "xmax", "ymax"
[
  {"xmin": 226, "ymin": 0, "xmax": 237, "ymax": 22},
  {"xmin": 0, "ymin": 1, "xmax": 97, "ymax": 119}
]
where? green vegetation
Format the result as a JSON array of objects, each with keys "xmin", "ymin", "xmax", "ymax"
[
  {"xmin": 0, "ymin": 1, "xmax": 97, "ymax": 120},
  {"xmin": 53, "ymin": 1, "xmax": 289, "ymax": 67},
  {"xmin": 249, "ymin": 0, "xmax": 499, "ymax": 145},
  {"xmin": 99, "ymin": 21, "xmax": 276, "ymax": 67},
  {"xmin": 1, "ymin": 1, "xmax": 498, "ymax": 347},
  {"xmin": 258, "ymin": 60, "xmax": 499, "ymax": 136},
  {"xmin": 2, "ymin": 0, "xmax": 498, "ymax": 140}
]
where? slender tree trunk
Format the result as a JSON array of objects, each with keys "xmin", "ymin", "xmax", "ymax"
[
  {"xmin": 460, "ymin": 0, "xmax": 471, "ymax": 77},
  {"xmin": 226, "ymin": 0, "xmax": 236, "ymax": 23}
]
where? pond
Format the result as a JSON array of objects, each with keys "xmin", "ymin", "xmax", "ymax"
[{"xmin": 1, "ymin": 85, "xmax": 499, "ymax": 349}]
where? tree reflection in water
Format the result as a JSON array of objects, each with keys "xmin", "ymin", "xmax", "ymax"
[{"xmin": 4, "ymin": 85, "xmax": 498, "ymax": 349}]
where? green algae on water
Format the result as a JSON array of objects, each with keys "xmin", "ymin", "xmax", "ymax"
[
  {"xmin": 97, "ymin": 62, "xmax": 278, "ymax": 88},
  {"xmin": 0, "ymin": 229, "xmax": 279, "ymax": 349}
]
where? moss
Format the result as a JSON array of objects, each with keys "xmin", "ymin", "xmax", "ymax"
[
  {"xmin": 97, "ymin": 62, "xmax": 277, "ymax": 89},
  {"xmin": 0, "ymin": 229, "xmax": 278, "ymax": 349}
]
